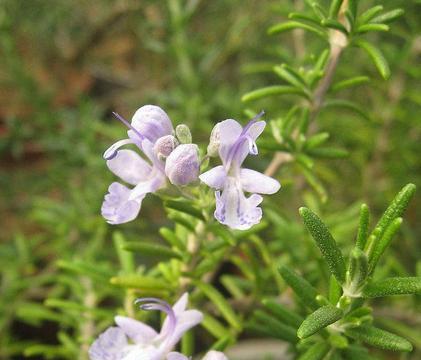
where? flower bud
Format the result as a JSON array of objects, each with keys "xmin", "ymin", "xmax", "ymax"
[
  {"xmin": 207, "ymin": 123, "xmax": 220, "ymax": 157},
  {"xmin": 165, "ymin": 144, "xmax": 199, "ymax": 186},
  {"xmin": 175, "ymin": 124, "xmax": 192, "ymax": 144},
  {"xmin": 131, "ymin": 105, "xmax": 173, "ymax": 142},
  {"xmin": 154, "ymin": 135, "xmax": 179, "ymax": 160}
]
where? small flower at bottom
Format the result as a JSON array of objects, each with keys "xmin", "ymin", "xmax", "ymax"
[
  {"xmin": 89, "ymin": 293, "xmax": 203, "ymax": 360},
  {"xmin": 200, "ymin": 112, "xmax": 280, "ymax": 230}
]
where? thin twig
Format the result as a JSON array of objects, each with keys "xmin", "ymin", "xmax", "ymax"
[{"xmin": 264, "ymin": 1, "xmax": 349, "ymax": 177}]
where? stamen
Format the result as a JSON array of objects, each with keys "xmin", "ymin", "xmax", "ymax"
[
  {"xmin": 225, "ymin": 110, "xmax": 265, "ymax": 169},
  {"xmin": 134, "ymin": 297, "xmax": 176, "ymax": 341},
  {"xmin": 103, "ymin": 138, "xmax": 134, "ymax": 160},
  {"xmin": 242, "ymin": 110, "xmax": 265, "ymax": 134},
  {"xmin": 112, "ymin": 112, "xmax": 145, "ymax": 141}
]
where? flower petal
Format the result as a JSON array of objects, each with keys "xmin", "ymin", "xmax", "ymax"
[
  {"xmin": 217, "ymin": 119, "xmax": 243, "ymax": 163},
  {"xmin": 120, "ymin": 346, "xmax": 164, "ymax": 360},
  {"xmin": 88, "ymin": 327, "xmax": 129, "ymax": 360},
  {"xmin": 167, "ymin": 352, "xmax": 189, "ymax": 360},
  {"xmin": 101, "ymin": 182, "xmax": 144, "ymax": 224},
  {"xmin": 245, "ymin": 120, "xmax": 266, "ymax": 141},
  {"xmin": 128, "ymin": 171, "xmax": 166, "ymax": 201},
  {"xmin": 199, "ymin": 166, "xmax": 226, "ymax": 190},
  {"xmin": 107, "ymin": 149, "xmax": 152, "ymax": 186},
  {"xmin": 202, "ymin": 351, "xmax": 228, "ymax": 360},
  {"xmin": 172, "ymin": 293, "xmax": 189, "ymax": 314},
  {"xmin": 115, "ymin": 316, "xmax": 158, "ymax": 345},
  {"xmin": 240, "ymin": 168, "xmax": 280, "ymax": 194},
  {"xmin": 130, "ymin": 105, "xmax": 173, "ymax": 143},
  {"xmin": 168, "ymin": 309, "xmax": 203, "ymax": 349},
  {"xmin": 214, "ymin": 178, "xmax": 263, "ymax": 230},
  {"xmin": 231, "ymin": 120, "xmax": 267, "ymax": 166}
]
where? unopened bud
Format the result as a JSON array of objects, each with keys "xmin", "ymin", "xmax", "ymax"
[
  {"xmin": 207, "ymin": 123, "xmax": 220, "ymax": 157},
  {"xmin": 175, "ymin": 124, "xmax": 192, "ymax": 144},
  {"xmin": 154, "ymin": 135, "xmax": 179, "ymax": 159},
  {"xmin": 165, "ymin": 144, "xmax": 199, "ymax": 186}
]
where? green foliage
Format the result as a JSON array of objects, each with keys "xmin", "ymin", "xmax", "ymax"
[{"xmin": 272, "ymin": 184, "xmax": 417, "ymax": 358}]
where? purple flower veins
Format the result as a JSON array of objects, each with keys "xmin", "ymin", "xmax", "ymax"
[{"xmin": 199, "ymin": 112, "xmax": 280, "ymax": 230}]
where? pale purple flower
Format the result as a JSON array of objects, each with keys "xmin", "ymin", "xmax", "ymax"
[
  {"xmin": 165, "ymin": 144, "xmax": 200, "ymax": 186},
  {"xmin": 89, "ymin": 293, "xmax": 203, "ymax": 360},
  {"xmin": 101, "ymin": 105, "xmax": 173, "ymax": 224},
  {"xmin": 199, "ymin": 112, "xmax": 280, "ymax": 230}
]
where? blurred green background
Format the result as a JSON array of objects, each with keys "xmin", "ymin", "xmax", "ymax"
[{"xmin": 0, "ymin": 0, "xmax": 420, "ymax": 359}]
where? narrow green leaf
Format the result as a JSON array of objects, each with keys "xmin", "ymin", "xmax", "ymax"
[
  {"xmin": 323, "ymin": 99, "xmax": 371, "ymax": 121},
  {"xmin": 298, "ymin": 342, "xmax": 330, "ymax": 360},
  {"xmin": 122, "ymin": 242, "xmax": 182, "ymax": 259},
  {"xmin": 363, "ymin": 277, "xmax": 421, "ymax": 298},
  {"xmin": 181, "ymin": 330, "xmax": 194, "ymax": 357},
  {"xmin": 211, "ymin": 335, "xmax": 234, "ymax": 351},
  {"xmin": 274, "ymin": 64, "xmax": 307, "ymax": 89},
  {"xmin": 346, "ymin": 325, "xmax": 413, "ymax": 352},
  {"xmin": 110, "ymin": 275, "xmax": 169, "ymax": 291},
  {"xmin": 311, "ymin": 2, "xmax": 327, "ymax": 20},
  {"xmin": 201, "ymin": 313, "xmax": 231, "ymax": 339},
  {"xmin": 329, "ymin": 275, "xmax": 342, "ymax": 304},
  {"xmin": 355, "ymin": 204, "xmax": 369, "ymax": 250},
  {"xmin": 321, "ymin": 19, "xmax": 348, "ymax": 34},
  {"xmin": 56, "ymin": 260, "xmax": 111, "ymax": 282},
  {"xmin": 344, "ymin": 10, "xmax": 355, "ymax": 30},
  {"xmin": 297, "ymin": 305, "xmax": 343, "ymax": 339},
  {"xmin": 254, "ymin": 310, "xmax": 298, "ymax": 343},
  {"xmin": 305, "ymin": 132, "xmax": 330, "ymax": 149},
  {"xmin": 168, "ymin": 213, "xmax": 195, "ymax": 231},
  {"xmin": 355, "ymin": 40, "xmax": 390, "ymax": 79},
  {"xmin": 289, "ymin": 12, "xmax": 321, "ymax": 26},
  {"xmin": 371, "ymin": 9, "xmax": 405, "ymax": 24},
  {"xmin": 221, "ymin": 275, "xmax": 245, "ymax": 299},
  {"xmin": 44, "ymin": 299, "xmax": 109, "ymax": 317},
  {"xmin": 113, "ymin": 232, "xmax": 135, "ymax": 273},
  {"xmin": 278, "ymin": 266, "xmax": 320, "ymax": 310},
  {"xmin": 262, "ymin": 298, "xmax": 303, "ymax": 328},
  {"xmin": 356, "ymin": 24, "xmax": 389, "ymax": 34},
  {"xmin": 329, "ymin": 0, "xmax": 344, "ymax": 18},
  {"xmin": 164, "ymin": 199, "xmax": 205, "ymax": 220},
  {"xmin": 343, "ymin": 345, "xmax": 375, "ymax": 360},
  {"xmin": 331, "ymin": 76, "xmax": 370, "ymax": 93},
  {"xmin": 159, "ymin": 227, "xmax": 185, "ymax": 249},
  {"xmin": 329, "ymin": 333, "xmax": 349, "ymax": 349},
  {"xmin": 368, "ymin": 217, "xmax": 402, "ymax": 272},
  {"xmin": 197, "ymin": 283, "xmax": 242, "ymax": 331},
  {"xmin": 299, "ymin": 207, "xmax": 346, "ymax": 283},
  {"xmin": 314, "ymin": 49, "xmax": 330, "ymax": 73},
  {"xmin": 347, "ymin": 248, "xmax": 368, "ymax": 291},
  {"xmin": 242, "ymin": 85, "xmax": 308, "ymax": 102},
  {"xmin": 348, "ymin": 0, "xmax": 359, "ymax": 18},
  {"xmin": 268, "ymin": 21, "xmax": 326, "ymax": 38},
  {"xmin": 371, "ymin": 183, "xmax": 416, "ymax": 239},
  {"xmin": 358, "ymin": 5, "xmax": 384, "ymax": 24}
]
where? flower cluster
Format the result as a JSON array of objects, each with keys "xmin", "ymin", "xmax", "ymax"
[
  {"xmin": 101, "ymin": 105, "xmax": 280, "ymax": 229},
  {"xmin": 101, "ymin": 106, "xmax": 200, "ymax": 224},
  {"xmin": 89, "ymin": 293, "xmax": 227, "ymax": 360}
]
